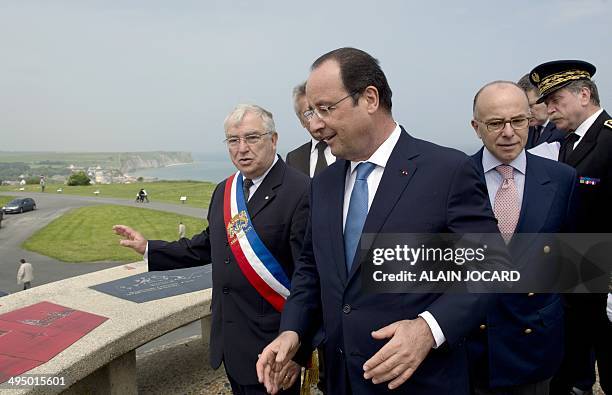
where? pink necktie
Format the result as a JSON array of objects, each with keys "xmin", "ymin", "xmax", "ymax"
[{"xmin": 494, "ymin": 165, "xmax": 520, "ymax": 242}]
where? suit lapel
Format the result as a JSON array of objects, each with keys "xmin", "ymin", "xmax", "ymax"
[
  {"xmin": 247, "ymin": 157, "xmax": 284, "ymax": 220},
  {"xmin": 540, "ymin": 123, "xmax": 553, "ymax": 143},
  {"xmin": 326, "ymin": 159, "xmax": 350, "ymax": 284},
  {"xmin": 296, "ymin": 142, "xmax": 311, "ymax": 176},
  {"xmin": 514, "ymin": 154, "xmax": 553, "ymax": 234},
  {"xmin": 347, "ymin": 129, "xmax": 420, "ymax": 281},
  {"xmin": 510, "ymin": 154, "xmax": 554, "ymax": 258},
  {"xmin": 472, "ymin": 148, "xmax": 487, "ymax": 186},
  {"xmin": 565, "ymin": 111, "xmax": 608, "ymax": 167}
]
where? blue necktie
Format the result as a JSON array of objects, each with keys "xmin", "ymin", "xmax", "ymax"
[{"xmin": 344, "ymin": 161, "xmax": 376, "ymax": 272}]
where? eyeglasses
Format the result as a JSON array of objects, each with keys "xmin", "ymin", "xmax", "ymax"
[
  {"xmin": 475, "ymin": 117, "xmax": 531, "ymax": 133},
  {"xmin": 224, "ymin": 132, "xmax": 272, "ymax": 148},
  {"xmin": 303, "ymin": 91, "xmax": 359, "ymax": 121}
]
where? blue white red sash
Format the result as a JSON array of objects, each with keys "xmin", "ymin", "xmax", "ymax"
[{"xmin": 223, "ymin": 172, "xmax": 290, "ymax": 312}]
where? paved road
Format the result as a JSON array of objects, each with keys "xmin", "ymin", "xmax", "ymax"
[
  {"xmin": 0, "ymin": 191, "xmax": 208, "ymax": 355},
  {"xmin": 0, "ymin": 191, "xmax": 207, "ymax": 294}
]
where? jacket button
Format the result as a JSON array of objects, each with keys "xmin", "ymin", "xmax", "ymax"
[
  {"xmin": 543, "ymin": 245, "xmax": 551, "ymax": 254},
  {"xmin": 222, "ymin": 287, "xmax": 230, "ymax": 294},
  {"xmin": 479, "ymin": 324, "xmax": 487, "ymax": 330},
  {"xmin": 524, "ymin": 328, "xmax": 532, "ymax": 334},
  {"xmin": 224, "ymin": 258, "xmax": 230, "ymax": 264},
  {"xmin": 342, "ymin": 304, "xmax": 351, "ymax": 314},
  {"xmin": 225, "ymin": 241, "xmax": 229, "ymax": 246},
  {"xmin": 527, "ymin": 292, "xmax": 535, "ymax": 296}
]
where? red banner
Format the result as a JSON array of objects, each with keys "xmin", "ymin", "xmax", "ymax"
[{"xmin": 0, "ymin": 301, "xmax": 108, "ymax": 383}]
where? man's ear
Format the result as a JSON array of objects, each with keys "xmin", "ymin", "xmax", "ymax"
[
  {"xmin": 471, "ymin": 120, "xmax": 482, "ymax": 139},
  {"xmin": 362, "ymin": 86, "xmax": 379, "ymax": 114}
]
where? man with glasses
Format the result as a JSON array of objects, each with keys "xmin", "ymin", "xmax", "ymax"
[
  {"xmin": 517, "ymin": 74, "xmax": 565, "ymax": 150},
  {"xmin": 468, "ymin": 81, "xmax": 577, "ymax": 395},
  {"xmin": 114, "ymin": 104, "xmax": 310, "ymax": 395},
  {"xmin": 257, "ymin": 47, "xmax": 508, "ymax": 394},
  {"xmin": 529, "ymin": 60, "xmax": 612, "ymax": 395},
  {"xmin": 286, "ymin": 81, "xmax": 336, "ymax": 178}
]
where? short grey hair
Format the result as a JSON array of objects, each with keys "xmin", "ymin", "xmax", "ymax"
[
  {"xmin": 565, "ymin": 79, "xmax": 600, "ymax": 106},
  {"xmin": 517, "ymin": 73, "xmax": 538, "ymax": 94},
  {"xmin": 292, "ymin": 82, "xmax": 307, "ymax": 117},
  {"xmin": 224, "ymin": 104, "xmax": 276, "ymax": 134}
]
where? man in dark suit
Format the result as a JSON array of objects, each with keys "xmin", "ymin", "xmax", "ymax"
[
  {"xmin": 517, "ymin": 74, "xmax": 565, "ymax": 149},
  {"xmin": 530, "ymin": 60, "xmax": 612, "ymax": 395},
  {"xmin": 286, "ymin": 82, "xmax": 335, "ymax": 177},
  {"xmin": 468, "ymin": 81, "xmax": 577, "ymax": 394},
  {"xmin": 114, "ymin": 104, "xmax": 310, "ymax": 395},
  {"xmin": 257, "ymin": 47, "xmax": 508, "ymax": 394}
]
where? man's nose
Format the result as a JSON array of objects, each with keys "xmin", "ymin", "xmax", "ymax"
[
  {"xmin": 309, "ymin": 113, "xmax": 325, "ymax": 131},
  {"xmin": 500, "ymin": 122, "xmax": 515, "ymax": 138}
]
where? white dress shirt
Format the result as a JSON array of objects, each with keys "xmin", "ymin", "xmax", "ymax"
[
  {"xmin": 481, "ymin": 148, "xmax": 527, "ymax": 210},
  {"xmin": 342, "ymin": 123, "xmax": 446, "ymax": 348},
  {"xmin": 571, "ymin": 108, "xmax": 604, "ymax": 148},
  {"xmin": 309, "ymin": 138, "xmax": 336, "ymax": 178}
]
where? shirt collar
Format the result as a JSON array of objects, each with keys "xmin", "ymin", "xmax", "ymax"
[
  {"xmin": 482, "ymin": 147, "xmax": 526, "ymax": 175},
  {"xmin": 349, "ymin": 123, "xmax": 401, "ymax": 173},
  {"xmin": 310, "ymin": 138, "xmax": 324, "ymax": 154},
  {"xmin": 574, "ymin": 108, "xmax": 603, "ymax": 138},
  {"xmin": 243, "ymin": 155, "xmax": 278, "ymax": 186}
]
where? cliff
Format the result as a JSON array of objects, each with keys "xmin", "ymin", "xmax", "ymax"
[{"xmin": 118, "ymin": 152, "xmax": 193, "ymax": 173}]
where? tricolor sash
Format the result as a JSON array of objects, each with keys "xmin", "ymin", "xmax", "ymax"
[{"xmin": 223, "ymin": 172, "xmax": 291, "ymax": 312}]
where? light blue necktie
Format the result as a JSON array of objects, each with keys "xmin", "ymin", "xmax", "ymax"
[{"xmin": 344, "ymin": 161, "xmax": 376, "ymax": 272}]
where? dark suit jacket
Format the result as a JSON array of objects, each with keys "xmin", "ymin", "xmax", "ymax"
[
  {"xmin": 559, "ymin": 110, "xmax": 612, "ymax": 359},
  {"xmin": 469, "ymin": 149, "xmax": 577, "ymax": 387},
  {"xmin": 561, "ymin": 110, "xmax": 612, "ymax": 233},
  {"xmin": 147, "ymin": 158, "xmax": 310, "ymax": 385},
  {"xmin": 280, "ymin": 128, "xmax": 509, "ymax": 394},
  {"xmin": 286, "ymin": 141, "xmax": 311, "ymax": 176},
  {"xmin": 525, "ymin": 121, "xmax": 565, "ymax": 149}
]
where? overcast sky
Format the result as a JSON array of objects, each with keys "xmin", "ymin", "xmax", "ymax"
[{"xmin": 1, "ymin": 0, "xmax": 610, "ymax": 156}]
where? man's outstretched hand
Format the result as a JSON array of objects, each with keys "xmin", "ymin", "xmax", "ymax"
[
  {"xmin": 113, "ymin": 224, "xmax": 148, "ymax": 255},
  {"xmin": 256, "ymin": 331, "xmax": 300, "ymax": 394}
]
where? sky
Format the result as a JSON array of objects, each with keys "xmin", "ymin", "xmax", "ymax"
[{"xmin": 1, "ymin": 0, "xmax": 611, "ymax": 156}]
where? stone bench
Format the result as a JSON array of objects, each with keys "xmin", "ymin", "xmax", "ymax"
[{"xmin": 0, "ymin": 261, "xmax": 212, "ymax": 395}]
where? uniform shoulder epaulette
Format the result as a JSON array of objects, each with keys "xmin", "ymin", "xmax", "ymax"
[{"xmin": 604, "ymin": 119, "xmax": 612, "ymax": 129}]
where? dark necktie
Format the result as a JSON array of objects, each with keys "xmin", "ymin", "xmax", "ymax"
[
  {"xmin": 559, "ymin": 133, "xmax": 580, "ymax": 163},
  {"xmin": 314, "ymin": 141, "xmax": 328, "ymax": 176},
  {"xmin": 243, "ymin": 178, "xmax": 253, "ymax": 202},
  {"xmin": 533, "ymin": 125, "xmax": 543, "ymax": 145}
]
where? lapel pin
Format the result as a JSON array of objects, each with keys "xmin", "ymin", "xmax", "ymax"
[
  {"xmin": 400, "ymin": 169, "xmax": 409, "ymax": 176},
  {"xmin": 265, "ymin": 196, "xmax": 269, "ymax": 200}
]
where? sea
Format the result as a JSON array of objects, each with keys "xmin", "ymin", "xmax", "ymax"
[{"xmin": 130, "ymin": 152, "xmax": 236, "ymax": 183}]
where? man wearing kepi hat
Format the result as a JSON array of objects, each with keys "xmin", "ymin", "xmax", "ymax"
[{"xmin": 530, "ymin": 60, "xmax": 611, "ymax": 395}]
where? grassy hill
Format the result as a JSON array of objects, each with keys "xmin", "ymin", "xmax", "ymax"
[{"xmin": 23, "ymin": 205, "xmax": 207, "ymax": 263}]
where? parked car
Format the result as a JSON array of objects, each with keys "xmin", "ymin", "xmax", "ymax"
[
  {"xmin": 2, "ymin": 197, "xmax": 36, "ymax": 214},
  {"xmin": 0, "ymin": 209, "xmax": 3, "ymax": 228},
  {"xmin": 0, "ymin": 291, "xmax": 8, "ymax": 297}
]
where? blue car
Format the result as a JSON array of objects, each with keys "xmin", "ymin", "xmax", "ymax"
[{"xmin": 2, "ymin": 197, "xmax": 36, "ymax": 214}]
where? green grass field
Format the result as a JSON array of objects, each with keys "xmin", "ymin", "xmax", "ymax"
[
  {"xmin": 22, "ymin": 205, "xmax": 207, "ymax": 263},
  {"xmin": 0, "ymin": 196, "xmax": 13, "ymax": 207},
  {"xmin": 0, "ymin": 181, "xmax": 217, "ymax": 208}
]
